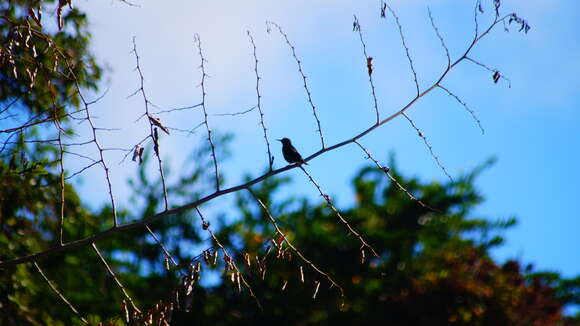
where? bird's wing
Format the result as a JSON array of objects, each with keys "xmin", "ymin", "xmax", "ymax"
[{"xmin": 290, "ymin": 146, "xmax": 303, "ymax": 160}]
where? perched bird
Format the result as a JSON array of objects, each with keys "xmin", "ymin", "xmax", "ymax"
[{"xmin": 278, "ymin": 138, "xmax": 308, "ymax": 165}]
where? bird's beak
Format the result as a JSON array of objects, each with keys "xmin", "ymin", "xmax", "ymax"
[{"xmin": 276, "ymin": 139, "xmax": 282, "ymax": 142}]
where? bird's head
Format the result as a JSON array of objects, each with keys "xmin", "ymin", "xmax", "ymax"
[{"xmin": 277, "ymin": 138, "xmax": 291, "ymax": 145}]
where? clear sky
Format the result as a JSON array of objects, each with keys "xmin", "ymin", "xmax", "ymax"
[{"xmin": 73, "ymin": 0, "xmax": 579, "ymax": 280}]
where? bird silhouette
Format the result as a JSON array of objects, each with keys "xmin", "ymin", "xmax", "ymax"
[{"xmin": 278, "ymin": 138, "xmax": 308, "ymax": 165}]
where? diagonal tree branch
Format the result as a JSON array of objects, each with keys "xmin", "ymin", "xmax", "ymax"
[{"xmin": 0, "ymin": 13, "xmax": 513, "ymax": 269}]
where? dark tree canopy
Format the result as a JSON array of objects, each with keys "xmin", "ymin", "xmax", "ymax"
[
  {"xmin": 175, "ymin": 159, "xmax": 578, "ymax": 326},
  {"xmin": 2, "ymin": 146, "xmax": 579, "ymax": 325}
]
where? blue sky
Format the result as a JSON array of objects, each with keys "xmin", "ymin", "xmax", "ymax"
[{"xmin": 73, "ymin": 0, "xmax": 580, "ymax": 280}]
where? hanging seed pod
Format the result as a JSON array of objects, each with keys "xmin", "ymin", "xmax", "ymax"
[
  {"xmin": 173, "ymin": 290, "xmax": 179, "ymax": 307},
  {"xmin": 185, "ymin": 279, "xmax": 194, "ymax": 296},
  {"xmin": 261, "ymin": 268, "xmax": 267, "ymax": 280},
  {"xmin": 223, "ymin": 255, "xmax": 231, "ymax": 271},
  {"xmin": 366, "ymin": 57, "xmax": 373, "ymax": 76},
  {"xmin": 203, "ymin": 250, "xmax": 210, "ymax": 264},
  {"xmin": 212, "ymin": 250, "xmax": 218, "ymax": 265},
  {"xmin": 188, "ymin": 263, "xmax": 195, "ymax": 276},
  {"xmin": 132, "ymin": 145, "xmax": 142, "ymax": 162},
  {"xmin": 312, "ymin": 281, "xmax": 321, "ymax": 299},
  {"xmin": 193, "ymin": 261, "xmax": 201, "ymax": 281},
  {"xmin": 121, "ymin": 300, "xmax": 130, "ymax": 324},
  {"xmin": 236, "ymin": 272, "xmax": 241, "ymax": 293},
  {"xmin": 244, "ymin": 252, "xmax": 251, "ymax": 269}
]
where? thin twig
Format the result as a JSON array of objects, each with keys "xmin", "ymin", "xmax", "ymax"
[
  {"xmin": 248, "ymin": 31, "xmax": 274, "ymax": 169},
  {"xmin": 91, "ymin": 243, "xmax": 141, "ymax": 313},
  {"xmin": 267, "ymin": 21, "xmax": 326, "ymax": 149},
  {"xmin": 118, "ymin": 0, "xmax": 140, "ymax": 7},
  {"xmin": 63, "ymin": 139, "xmax": 95, "ymax": 147},
  {"xmin": 65, "ymin": 161, "xmax": 101, "ymax": 180},
  {"xmin": 212, "ymin": 106, "xmax": 256, "ymax": 117},
  {"xmin": 0, "ymin": 108, "xmax": 85, "ymax": 134},
  {"xmin": 120, "ymin": 135, "xmax": 150, "ymax": 164},
  {"xmin": 474, "ymin": 0, "xmax": 481, "ymax": 39},
  {"xmin": 144, "ymin": 225, "xmax": 178, "ymax": 267},
  {"xmin": 428, "ymin": 7, "xmax": 451, "ymax": 67},
  {"xmin": 34, "ymin": 262, "xmax": 89, "ymax": 325},
  {"xmin": 62, "ymin": 58, "xmax": 119, "ymax": 227},
  {"xmin": 0, "ymin": 113, "xmax": 18, "ymax": 121},
  {"xmin": 153, "ymin": 103, "xmax": 203, "ymax": 115},
  {"xmin": 402, "ymin": 112, "xmax": 453, "ymax": 182},
  {"xmin": 53, "ymin": 111, "xmax": 66, "ymax": 246},
  {"xmin": 194, "ymin": 34, "xmax": 220, "ymax": 191},
  {"xmin": 194, "ymin": 207, "xmax": 262, "ymax": 309},
  {"xmin": 85, "ymin": 86, "xmax": 111, "ymax": 105},
  {"xmin": 353, "ymin": 16, "xmax": 380, "ymax": 124},
  {"xmin": 385, "ymin": 4, "xmax": 420, "ymax": 96},
  {"xmin": 354, "ymin": 140, "xmax": 440, "ymax": 212},
  {"xmin": 166, "ymin": 125, "xmax": 203, "ymax": 134},
  {"xmin": 63, "ymin": 150, "xmax": 97, "ymax": 162},
  {"xmin": 0, "ymin": 96, "xmax": 20, "ymax": 115},
  {"xmin": 465, "ymin": 56, "xmax": 512, "ymax": 87},
  {"xmin": 0, "ymin": 138, "xmax": 59, "ymax": 145},
  {"xmin": 189, "ymin": 121, "xmax": 205, "ymax": 135},
  {"xmin": 248, "ymin": 188, "xmax": 345, "ymax": 299},
  {"xmin": 298, "ymin": 166, "xmax": 379, "ymax": 257},
  {"xmin": 438, "ymin": 85, "xmax": 484, "ymax": 134},
  {"xmin": 131, "ymin": 37, "xmax": 170, "ymax": 210},
  {"xmin": 0, "ymin": 132, "xmax": 18, "ymax": 154}
]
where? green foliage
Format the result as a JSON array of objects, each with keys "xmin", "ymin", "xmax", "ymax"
[
  {"xmin": 1, "ymin": 0, "xmax": 102, "ymax": 193},
  {"xmin": 0, "ymin": 158, "xmax": 94, "ymax": 325},
  {"xmin": 1, "ymin": 1, "xmax": 104, "ymax": 322},
  {"xmin": 2, "ymin": 136, "xmax": 579, "ymax": 325},
  {"xmin": 0, "ymin": 133, "xmax": 230, "ymax": 325},
  {"xmin": 166, "ymin": 158, "xmax": 578, "ymax": 325}
]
